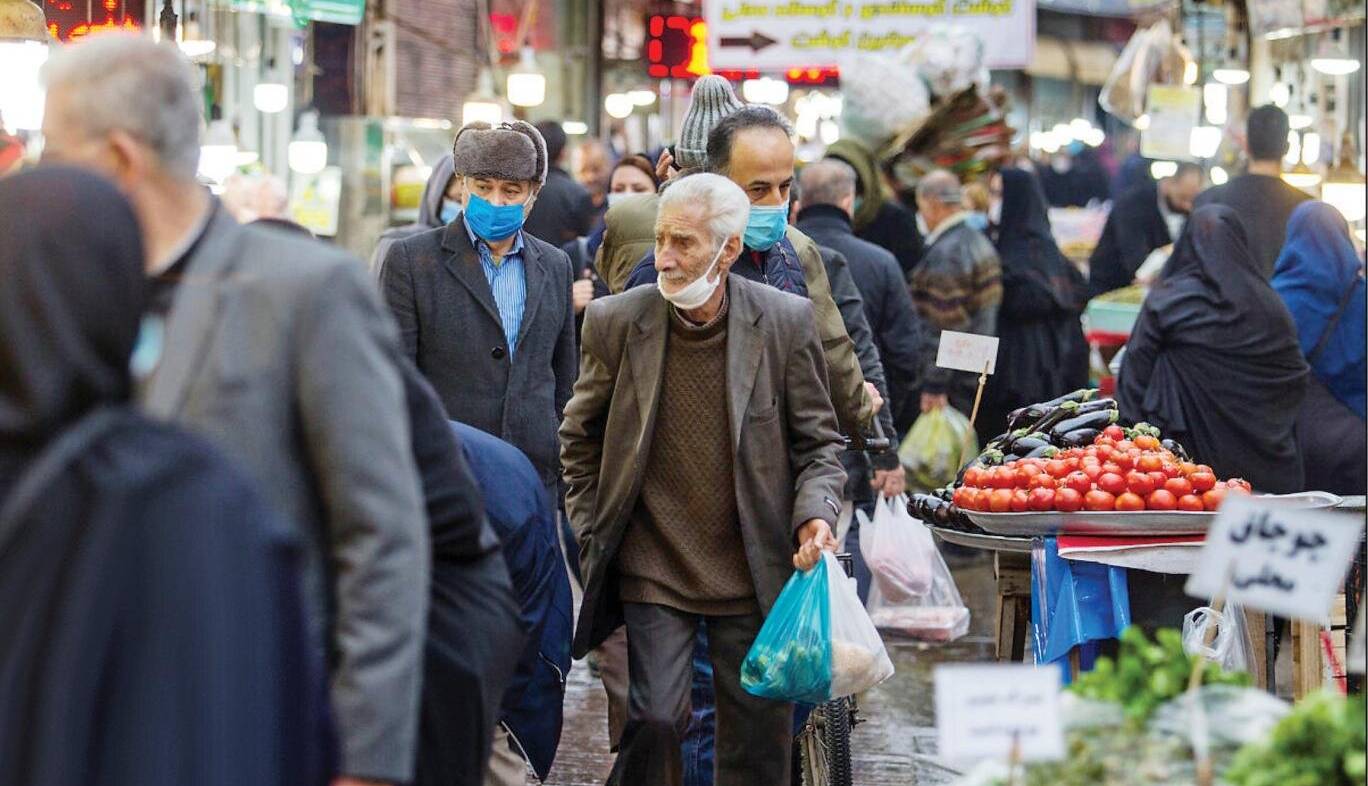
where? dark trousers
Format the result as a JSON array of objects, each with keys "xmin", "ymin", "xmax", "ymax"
[{"xmin": 608, "ymin": 602, "xmax": 793, "ymax": 786}]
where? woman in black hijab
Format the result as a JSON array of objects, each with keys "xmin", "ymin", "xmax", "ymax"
[
  {"xmin": 978, "ymin": 167, "xmax": 1090, "ymax": 443},
  {"xmin": 1117, "ymin": 205, "xmax": 1308, "ymax": 492},
  {"xmin": 0, "ymin": 168, "xmax": 329, "ymax": 786}
]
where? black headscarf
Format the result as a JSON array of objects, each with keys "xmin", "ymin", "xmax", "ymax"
[
  {"xmin": 978, "ymin": 168, "xmax": 1089, "ymax": 442},
  {"xmin": 0, "ymin": 167, "xmax": 146, "ymax": 493},
  {"xmin": 1118, "ymin": 205, "xmax": 1309, "ymax": 492},
  {"xmin": 0, "ymin": 168, "xmax": 331, "ymax": 786}
]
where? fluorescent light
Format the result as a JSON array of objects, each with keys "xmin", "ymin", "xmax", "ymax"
[
  {"xmin": 179, "ymin": 39, "xmax": 217, "ymax": 58},
  {"xmin": 819, "ymin": 119, "xmax": 840, "ymax": 145},
  {"xmin": 1311, "ymin": 58, "xmax": 1361, "ymax": 76},
  {"xmin": 1323, "ymin": 180, "xmax": 1367, "ymax": 223},
  {"xmin": 1189, "ymin": 126, "xmax": 1222, "ymax": 159},
  {"xmin": 1210, "ymin": 166, "xmax": 1228, "ymax": 185},
  {"xmin": 253, "ymin": 83, "xmax": 289, "ymax": 114},
  {"xmin": 288, "ymin": 111, "xmax": 328, "ymax": 175},
  {"xmin": 628, "ymin": 90, "xmax": 657, "ymax": 106},
  {"xmin": 1212, "ymin": 67, "xmax": 1250, "ymax": 85},
  {"xmin": 0, "ymin": 40, "xmax": 47, "ymax": 132},
  {"xmin": 1081, "ymin": 127, "xmax": 1105, "ymax": 147},
  {"xmin": 562, "ymin": 121, "xmax": 589, "ymax": 135},
  {"xmin": 198, "ymin": 120, "xmax": 238, "ymax": 183},
  {"xmin": 1051, "ymin": 123, "xmax": 1074, "ymax": 144},
  {"xmin": 1150, "ymin": 161, "xmax": 1178, "ymax": 178},
  {"xmin": 1302, "ymin": 132, "xmax": 1321, "ymax": 166},
  {"xmin": 1204, "ymin": 83, "xmax": 1228, "ymax": 126},
  {"xmin": 1134, "ymin": 114, "xmax": 1151, "ymax": 131},
  {"xmin": 462, "ymin": 100, "xmax": 502, "ymax": 126},
  {"xmin": 506, "ymin": 48, "xmax": 545, "ymax": 108},
  {"xmin": 741, "ymin": 78, "xmax": 789, "ymax": 106},
  {"xmin": 1282, "ymin": 170, "xmax": 1322, "ymax": 189},
  {"xmin": 1069, "ymin": 118, "xmax": 1092, "ymax": 136},
  {"xmin": 604, "ymin": 93, "xmax": 634, "ymax": 119}
]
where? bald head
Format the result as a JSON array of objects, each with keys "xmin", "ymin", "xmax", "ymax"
[
  {"xmin": 914, "ymin": 169, "xmax": 964, "ymax": 234},
  {"xmin": 799, "ymin": 159, "xmax": 858, "ymax": 216}
]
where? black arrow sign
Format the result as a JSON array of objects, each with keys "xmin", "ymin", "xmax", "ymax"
[{"xmin": 719, "ymin": 31, "xmax": 779, "ymax": 52}]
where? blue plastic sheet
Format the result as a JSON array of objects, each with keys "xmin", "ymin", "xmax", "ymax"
[{"xmin": 1031, "ymin": 536, "xmax": 1132, "ymax": 684}]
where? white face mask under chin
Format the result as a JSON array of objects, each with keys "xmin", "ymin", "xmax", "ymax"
[{"xmin": 658, "ymin": 243, "xmax": 725, "ymax": 311}]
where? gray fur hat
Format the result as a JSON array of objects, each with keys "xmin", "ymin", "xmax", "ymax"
[
  {"xmin": 676, "ymin": 76, "xmax": 744, "ymax": 170},
  {"xmin": 451, "ymin": 120, "xmax": 548, "ymax": 185}
]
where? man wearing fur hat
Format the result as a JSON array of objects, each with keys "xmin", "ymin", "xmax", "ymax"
[{"xmin": 380, "ymin": 122, "xmax": 578, "ymax": 504}]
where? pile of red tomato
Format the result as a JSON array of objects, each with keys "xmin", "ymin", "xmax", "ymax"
[{"xmin": 952, "ymin": 425, "xmax": 1253, "ymax": 514}]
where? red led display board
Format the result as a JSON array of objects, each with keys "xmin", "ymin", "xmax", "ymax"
[
  {"xmin": 646, "ymin": 16, "xmax": 839, "ymax": 85},
  {"xmin": 44, "ymin": 0, "xmax": 143, "ymax": 42}
]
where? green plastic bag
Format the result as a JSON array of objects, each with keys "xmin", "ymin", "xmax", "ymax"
[{"xmin": 899, "ymin": 405, "xmax": 979, "ymax": 493}]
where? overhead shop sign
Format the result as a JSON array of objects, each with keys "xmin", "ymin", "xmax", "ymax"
[
  {"xmin": 225, "ymin": 0, "xmax": 364, "ymax": 26},
  {"xmin": 702, "ymin": 0, "xmax": 1036, "ymax": 71}
]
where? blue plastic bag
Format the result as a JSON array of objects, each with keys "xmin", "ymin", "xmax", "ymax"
[
  {"xmin": 741, "ymin": 555, "xmax": 833, "ymax": 704},
  {"xmin": 742, "ymin": 552, "xmax": 894, "ymax": 703}
]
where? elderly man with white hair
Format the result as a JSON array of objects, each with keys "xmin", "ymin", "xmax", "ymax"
[
  {"xmin": 560, "ymin": 173, "xmax": 846, "ymax": 786},
  {"xmin": 40, "ymin": 33, "xmax": 428, "ymax": 786}
]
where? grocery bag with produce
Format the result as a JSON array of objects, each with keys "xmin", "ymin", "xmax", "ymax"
[
  {"xmin": 900, "ymin": 405, "xmax": 979, "ymax": 492},
  {"xmin": 741, "ymin": 552, "xmax": 894, "ymax": 703},
  {"xmin": 858, "ymin": 494, "xmax": 936, "ymax": 601},
  {"xmin": 864, "ymin": 507, "xmax": 970, "ymax": 642}
]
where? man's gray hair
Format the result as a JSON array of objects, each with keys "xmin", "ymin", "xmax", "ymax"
[
  {"xmin": 914, "ymin": 169, "xmax": 963, "ymax": 205},
  {"xmin": 657, "ymin": 173, "xmax": 750, "ymax": 248},
  {"xmin": 41, "ymin": 32, "xmax": 203, "ymax": 181},
  {"xmin": 799, "ymin": 159, "xmax": 857, "ymax": 208}
]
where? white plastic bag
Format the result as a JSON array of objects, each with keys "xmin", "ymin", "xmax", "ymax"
[
  {"xmin": 824, "ymin": 552, "xmax": 895, "ymax": 698},
  {"xmin": 859, "ymin": 494, "xmax": 936, "ymax": 602},
  {"xmin": 1182, "ymin": 605, "xmax": 1255, "ymax": 675},
  {"xmin": 863, "ymin": 502, "xmax": 970, "ymax": 642}
]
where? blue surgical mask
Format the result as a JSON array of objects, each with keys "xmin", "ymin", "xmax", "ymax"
[
  {"xmin": 464, "ymin": 192, "xmax": 529, "ymax": 241},
  {"xmin": 965, "ymin": 211, "xmax": 990, "ymax": 231},
  {"xmin": 440, "ymin": 198, "xmax": 462, "ymax": 225},
  {"xmin": 744, "ymin": 201, "xmax": 789, "ymax": 251}
]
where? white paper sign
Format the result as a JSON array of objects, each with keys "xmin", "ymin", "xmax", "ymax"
[
  {"xmin": 935, "ymin": 330, "xmax": 999, "ymax": 374},
  {"xmin": 935, "ymin": 664, "xmax": 1064, "ymax": 763},
  {"xmin": 702, "ymin": 0, "xmax": 1037, "ymax": 71},
  {"xmin": 1185, "ymin": 495, "xmax": 1362, "ymax": 623}
]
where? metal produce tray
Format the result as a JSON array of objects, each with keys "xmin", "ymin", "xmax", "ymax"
[
  {"xmin": 930, "ymin": 526, "xmax": 1033, "ymax": 553},
  {"xmin": 965, "ymin": 492, "xmax": 1343, "ymax": 537}
]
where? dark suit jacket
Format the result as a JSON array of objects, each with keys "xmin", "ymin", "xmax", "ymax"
[
  {"xmin": 560, "ymin": 276, "xmax": 847, "ymax": 658},
  {"xmin": 800, "ymin": 205, "xmax": 924, "ymax": 435},
  {"xmin": 525, "ymin": 167, "xmax": 594, "ymax": 246},
  {"xmin": 381, "ymin": 222, "xmax": 578, "ymax": 488},
  {"xmin": 1086, "ymin": 180, "xmax": 1174, "ymax": 300}
]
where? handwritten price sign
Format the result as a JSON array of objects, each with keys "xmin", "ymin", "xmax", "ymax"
[
  {"xmin": 935, "ymin": 331, "xmax": 999, "ymax": 375},
  {"xmin": 934, "ymin": 664, "xmax": 1064, "ymax": 763},
  {"xmin": 1186, "ymin": 495, "xmax": 1362, "ymax": 623}
]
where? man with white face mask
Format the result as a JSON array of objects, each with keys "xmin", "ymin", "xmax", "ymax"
[{"xmin": 560, "ymin": 173, "xmax": 846, "ymax": 786}]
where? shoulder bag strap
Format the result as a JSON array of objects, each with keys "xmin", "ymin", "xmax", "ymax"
[
  {"xmin": 0, "ymin": 409, "xmax": 125, "ymax": 554},
  {"xmin": 1307, "ymin": 281, "xmax": 1359, "ymax": 365}
]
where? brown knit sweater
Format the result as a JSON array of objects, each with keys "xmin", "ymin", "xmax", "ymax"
[{"xmin": 617, "ymin": 295, "xmax": 757, "ymax": 615}]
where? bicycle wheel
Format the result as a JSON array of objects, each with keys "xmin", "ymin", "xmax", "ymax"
[{"xmin": 821, "ymin": 697, "xmax": 853, "ymax": 786}]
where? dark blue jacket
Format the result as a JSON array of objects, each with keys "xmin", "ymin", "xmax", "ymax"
[
  {"xmin": 623, "ymin": 235, "xmax": 809, "ymax": 296},
  {"xmin": 450, "ymin": 422, "xmax": 573, "ymax": 781}
]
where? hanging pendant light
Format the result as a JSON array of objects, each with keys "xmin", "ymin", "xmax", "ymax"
[
  {"xmin": 462, "ymin": 69, "xmax": 503, "ymax": 126},
  {"xmin": 1212, "ymin": 47, "xmax": 1249, "ymax": 85},
  {"xmin": 288, "ymin": 111, "xmax": 328, "ymax": 175},
  {"xmin": 1322, "ymin": 132, "xmax": 1366, "ymax": 223},
  {"xmin": 0, "ymin": 0, "xmax": 48, "ymax": 133},
  {"xmin": 1311, "ymin": 29, "xmax": 1361, "ymax": 76},
  {"xmin": 506, "ymin": 47, "xmax": 546, "ymax": 108}
]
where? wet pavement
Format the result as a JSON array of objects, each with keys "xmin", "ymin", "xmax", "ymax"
[{"xmin": 541, "ymin": 553, "xmax": 1001, "ymax": 786}]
